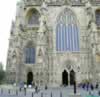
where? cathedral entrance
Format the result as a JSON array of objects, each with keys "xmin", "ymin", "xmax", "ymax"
[
  {"xmin": 27, "ymin": 72, "xmax": 33, "ymax": 85},
  {"xmin": 62, "ymin": 70, "xmax": 68, "ymax": 86},
  {"xmin": 70, "ymin": 70, "xmax": 75, "ymax": 85}
]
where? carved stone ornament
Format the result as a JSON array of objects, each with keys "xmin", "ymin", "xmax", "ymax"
[
  {"xmin": 38, "ymin": 15, "xmax": 47, "ymax": 33},
  {"xmin": 66, "ymin": 64, "xmax": 71, "ymax": 70}
]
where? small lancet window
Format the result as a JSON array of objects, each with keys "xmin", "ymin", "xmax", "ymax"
[
  {"xmin": 27, "ymin": 9, "xmax": 40, "ymax": 25},
  {"xmin": 96, "ymin": 9, "xmax": 100, "ymax": 28},
  {"xmin": 25, "ymin": 41, "xmax": 35, "ymax": 64}
]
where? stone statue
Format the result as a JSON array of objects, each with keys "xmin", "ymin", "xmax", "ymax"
[
  {"xmin": 37, "ymin": 0, "xmax": 48, "ymax": 42},
  {"xmin": 38, "ymin": 15, "xmax": 47, "ymax": 33},
  {"xmin": 38, "ymin": 0, "xmax": 48, "ymax": 32},
  {"xmin": 11, "ymin": 50, "xmax": 17, "ymax": 68},
  {"xmin": 85, "ymin": 1, "xmax": 94, "ymax": 21},
  {"xmin": 84, "ymin": 0, "xmax": 96, "ymax": 32}
]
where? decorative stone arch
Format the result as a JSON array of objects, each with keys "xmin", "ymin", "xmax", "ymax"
[
  {"xmin": 25, "ymin": 40, "xmax": 36, "ymax": 48},
  {"xmin": 70, "ymin": 69, "xmax": 76, "ymax": 85},
  {"xmin": 25, "ymin": 8, "xmax": 40, "ymax": 25},
  {"xmin": 61, "ymin": 58, "xmax": 78, "ymax": 85},
  {"xmin": 63, "ymin": 59, "xmax": 77, "ymax": 72},
  {"xmin": 27, "ymin": 72, "xmax": 33, "ymax": 85},
  {"xmin": 26, "ymin": 67, "xmax": 34, "ymax": 85},
  {"xmin": 55, "ymin": 7, "xmax": 80, "ymax": 30},
  {"xmin": 55, "ymin": 7, "xmax": 80, "ymax": 52},
  {"xmin": 62, "ymin": 69, "xmax": 69, "ymax": 86},
  {"xmin": 62, "ymin": 67, "xmax": 69, "ymax": 74}
]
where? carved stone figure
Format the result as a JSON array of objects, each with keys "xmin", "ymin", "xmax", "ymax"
[
  {"xmin": 85, "ymin": 1, "xmax": 96, "ymax": 32},
  {"xmin": 37, "ymin": 1, "xmax": 48, "ymax": 43}
]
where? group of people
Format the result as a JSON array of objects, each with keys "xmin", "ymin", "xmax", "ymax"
[
  {"xmin": 18, "ymin": 82, "xmax": 48, "ymax": 94},
  {"xmin": 78, "ymin": 82, "xmax": 99, "ymax": 91},
  {"xmin": 78, "ymin": 82, "xmax": 100, "ymax": 96}
]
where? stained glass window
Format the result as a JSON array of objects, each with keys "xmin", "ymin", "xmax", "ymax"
[
  {"xmin": 56, "ymin": 9, "xmax": 79, "ymax": 52},
  {"xmin": 96, "ymin": 10, "xmax": 100, "ymax": 27},
  {"xmin": 28, "ymin": 9, "xmax": 40, "ymax": 25},
  {"xmin": 25, "ymin": 48, "xmax": 35, "ymax": 64}
]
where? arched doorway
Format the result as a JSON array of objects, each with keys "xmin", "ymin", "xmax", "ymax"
[
  {"xmin": 27, "ymin": 72, "xmax": 33, "ymax": 85},
  {"xmin": 62, "ymin": 70, "xmax": 68, "ymax": 86},
  {"xmin": 70, "ymin": 70, "xmax": 75, "ymax": 85}
]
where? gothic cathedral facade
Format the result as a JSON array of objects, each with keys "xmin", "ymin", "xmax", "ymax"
[{"xmin": 6, "ymin": 0, "xmax": 100, "ymax": 87}]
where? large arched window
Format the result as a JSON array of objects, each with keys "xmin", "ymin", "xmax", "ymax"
[
  {"xmin": 26, "ymin": 9, "xmax": 40, "ymax": 25},
  {"xmin": 25, "ymin": 41, "xmax": 35, "ymax": 64},
  {"xmin": 56, "ymin": 9, "xmax": 79, "ymax": 52},
  {"xmin": 96, "ymin": 9, "xmax": 100, "ymax": 28}
]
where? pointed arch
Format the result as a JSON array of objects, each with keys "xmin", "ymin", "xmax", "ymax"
[
  {"xmin": 26, "ymin": 8, "xmax": 40, "ymax": 25},
  {"xmin": 56, "ymin": 8, "xmax": 80, "ymax": 52},
  {"xmin": 27, "ymin": 71, "xmax": 33, "ymax": 85},
  {"xmin": 62, "ymin": 70, "xmax": 68, "ymax": 86},
  {"xmin": 70, "ymin": 69, "xmax": 75, "ymax": 85}
]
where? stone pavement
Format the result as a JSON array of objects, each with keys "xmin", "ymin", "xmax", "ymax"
[{"xmin": 0, "ymin": 86, "xmax": 99, "ymax": 97}]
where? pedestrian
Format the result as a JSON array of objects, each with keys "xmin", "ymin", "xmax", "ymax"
[
  {"xmin": 45, "ymin": 85, "xmax": 48, "ymax": 90},
  {"xmin": 82, "ymin": 83, "xmax": 85, "ymax": 89},
  {"xmin": 73, "ymin": 81, "xmax": 77, "ymax": 94},
  {"xmin": 35, "ymin": 86, "xmax": 38, "ymax": 93},
  {"xmin": 95, "ymin": 83, "xmax": 99, "ymax": 89},
  {"xmin": 86, "ymin": 82, "xmax": 89, "ymax": 91},
  {"xmin": 90, "ymin": 84, "xmax": 94, "ymax": 90},
  {"xmin": 98, "ymin": 90, "xmax": 100, "ymax": 96},
  {"xmin": 24, "ymin": 84, "xmax": 27, "ymax": 95}
]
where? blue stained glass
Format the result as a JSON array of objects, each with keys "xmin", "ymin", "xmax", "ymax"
[
  {"xmin": 25, "ymin": 48, "xmax": 35, "ymax": 64},
  {"xmin": 56, "ymin": 26, "xmax": 58, "ymax": 51},
  {"xmin": 56, "ymin": 9, "xmax": 79, "ymax": 52},
  {"xmin": 65, "ymin": 26, "xmax": 67, "ymax": 51},
  {"xmin": 64, "ymin": 25, "xmax": 66, "ymax": 51},
  {"xmin": 59, "ymin": 24, "xmax": 62, "ymax": 51},
  {"xmin": 66, "ymin": 26, "xmax": 69, "ymax": 51},
  {"xmin": 96, "ymin": 10, "xmax": 100, "ymax": 26},
  {"xmin": 76, "ymin": 26, "xmax": 79, "ymax": 51}
]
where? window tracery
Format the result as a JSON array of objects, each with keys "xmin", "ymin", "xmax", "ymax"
[{"xmin": 56, "ymin": 9, "xmax": 79, "ymax": 52}]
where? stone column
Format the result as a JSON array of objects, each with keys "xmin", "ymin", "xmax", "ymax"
[{"xmin": 36, "ymin": 0, "xmax": 49, "ymax": 86}]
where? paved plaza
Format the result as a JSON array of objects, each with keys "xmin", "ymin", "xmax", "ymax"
[{"xmin": 0, "ymin": 86, "xmax": 99, "ymax": 97}]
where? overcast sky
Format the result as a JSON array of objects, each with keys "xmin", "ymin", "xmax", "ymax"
[{"xmin": 0, "ymin": 0, "xmax": 20, "ymax": 69}]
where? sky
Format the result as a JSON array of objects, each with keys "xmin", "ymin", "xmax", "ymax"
[{"xmin": 0, "ymin": 0, "xmax": 20, "ymax": 70}]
